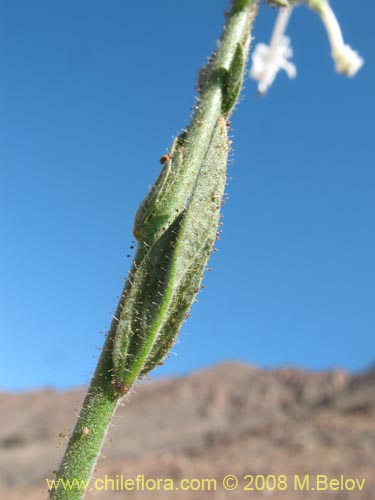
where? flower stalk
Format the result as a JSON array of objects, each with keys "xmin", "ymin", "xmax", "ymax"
[{"xmin": 49, "ymin": 1, "xmax": 258, "ymax": 498}]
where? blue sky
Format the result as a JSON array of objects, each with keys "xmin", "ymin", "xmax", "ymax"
[{"xmin": 0, "ymin": 0, "xmax": 374, "ymax": 390}]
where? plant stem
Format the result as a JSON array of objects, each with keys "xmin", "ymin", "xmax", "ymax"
[{"xmin": 49, "ymin": 1, "xmax": 258, "ymax": 498}]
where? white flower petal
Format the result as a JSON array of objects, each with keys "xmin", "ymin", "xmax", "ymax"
[
  {"xmin": 333, "ymin": 44, "xmax": 364, "ymax": 77},
  {"xmin": 279, "ymin": 58, "xmax": 297, "ymax": 79},
  {"xmin": 249, "ymin": 8, "xmax": 296, "ymax": 94}
]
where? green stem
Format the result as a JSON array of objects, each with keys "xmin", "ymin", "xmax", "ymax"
[{"xmin": 49, "ymin": 1, "xmax": 258, "ymax": 498}]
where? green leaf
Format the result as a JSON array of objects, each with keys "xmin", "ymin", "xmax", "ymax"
[
  {"xmin": 222, "ymin": 43, "xmax": 245, "ymax": 114},
  {"xmin": 231, "ymin": 0, "xmax": 253, "ymax": 15}
]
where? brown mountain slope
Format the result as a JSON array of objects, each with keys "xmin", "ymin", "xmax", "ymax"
[{"xmin": 0, "ymin": 362, "xmax": 374, "ymax": 499}]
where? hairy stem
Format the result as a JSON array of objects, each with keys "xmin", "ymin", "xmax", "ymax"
[{"xmin": 49, "ymin": 1, "xmax": 258, "ymax": 498}]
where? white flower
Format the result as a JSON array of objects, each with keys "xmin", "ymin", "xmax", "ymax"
[
  {"xmin": 315, "ymin": 0, "xmax": 364, "ymax": 77},
  {"xmin": 249, "ymin": 1, "xmax": 363, "ymax": 95},
  {"xmin": 250, "ymin": 7, "xmax": 296, "ymax": 95}
]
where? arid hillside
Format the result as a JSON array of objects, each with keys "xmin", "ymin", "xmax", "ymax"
[{"xmin": 1, "ymin": 363, "xmax": 374, "ymax": 499}]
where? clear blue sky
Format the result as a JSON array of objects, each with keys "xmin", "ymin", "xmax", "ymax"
[{"xmin": 0, "ymin": 1, "xmax": 374, "ymax": 390}]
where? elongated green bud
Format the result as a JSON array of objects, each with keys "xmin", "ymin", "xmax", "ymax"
[
  {"xmin": 112, "ymin": 117, "xmax": 229, "ymax": 387},
  {"xmin": 109, "ymin": 0, "xmax": 257, "ymax": 395}
]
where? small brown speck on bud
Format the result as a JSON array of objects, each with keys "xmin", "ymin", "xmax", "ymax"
[
  {"xmin": 160, "ymin": 153, "xmax": 172, "ymax": 164},
  {"xmin": 111, "ymin": 379, "xmax": 128, "ymax": 396}
]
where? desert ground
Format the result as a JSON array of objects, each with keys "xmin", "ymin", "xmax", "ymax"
[{"xmin": 1, "ymin": 362, "xmax": 374, "ymax": 499}]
